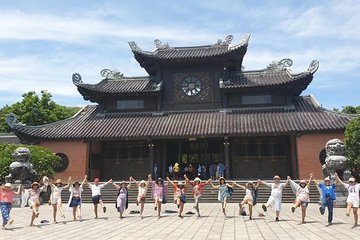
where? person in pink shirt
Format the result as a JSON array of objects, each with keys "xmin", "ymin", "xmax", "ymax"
[
  {"xmin": 0, "ymin": 183, "xmax": 21, "ymax": 230},
  {"xmin": 184, "ymin": 174, "xmax": 210, "ymax": 217}
]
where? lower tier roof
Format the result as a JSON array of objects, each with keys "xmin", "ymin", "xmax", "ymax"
[{"xmin": 9, "ymin": 96, "xmax": 353, "ymax": 142}]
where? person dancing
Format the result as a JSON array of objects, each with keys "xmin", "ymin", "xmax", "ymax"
[
  {"xmin": 335, "ymin": 173, "xmax": 360, "ymax": 228},
  {"xmin": 289, "ymin": 174, "xmax": 312, "ymax": 224},
  {"xmin": 130, "ymin": 175, "xmax": 151, "ymax": 219},
  {"xmin": 67, "ymin": 175, "xmax": 87, "ymax": 221},
  {"xmin": 113, "ymin": 179, "xmax": 131, "ymax": 219},
  {"xmin": 49, "ymin": 177, "xmax": 71, "ymax": 223},
  {"xmin": 210, "ymin": 177, "xmax": 233, "ymax": 216},
  {"xmin": 233, "ymin": 180, "xmax": 259, "ymax": 220},
  {"xmin": 184, "ymin": 174, "xmax": 210, "ymax": 217},
  {"xmin": 87, "ymin": 177, "xmax": 112, "ymax": 219},
  {"xmin": 0, "ymin": 183, "xmax": 21, "ymax": 230}
]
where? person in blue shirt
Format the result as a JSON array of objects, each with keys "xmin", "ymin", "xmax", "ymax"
[
  {"xmin": 313, "ymin": 176, "xmax": 337, "ymax": 225},
  {"xmin": 218, "ymin": 163, "xmax": 225, "ymax": 178}
]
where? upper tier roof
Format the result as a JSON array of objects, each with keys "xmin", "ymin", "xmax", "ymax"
[
  {"xmin": 7, "ymin": 95, "xmax": 354, "ymax": 143},
  {"xmin": 71, "ymin": 69, "xmax": 162, "ymax": 102},
  {"xmin": 129, "ymin": 34, "xmax": 250, "ymax": 74},
  {"xmin": 221, "ymin": 59, "xmax": 319, "ymax": 95}
]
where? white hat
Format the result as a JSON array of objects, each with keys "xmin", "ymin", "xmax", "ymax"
[
  {"xmin": 194, "ymin": 177, "xmax": 201, "ymax": 183},
  {"xmin": 177, "ymin": 181, "xmax": 184, "ymax": 186},
  {"xmin": 349, "ymin": 177, "xmax": 356, "ymax": 182},
  {"xmin": 324, "ymin": 177, "xmax": 331, "ymax": 181},
  {"xmin": 140, "ymin": 180, "xmax": 146, "ymax": 185},
  {"xmin": 4, "ymin": 183, "xmax": 12, "ymax": 188}
]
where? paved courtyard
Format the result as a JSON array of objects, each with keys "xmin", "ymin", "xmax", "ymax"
[{"xmin": 2, "ymin": 202, "xmax": 359, "ymax": 240}]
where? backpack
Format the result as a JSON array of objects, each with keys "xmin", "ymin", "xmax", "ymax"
[
  {"xmin": 227, "ymin": 186, "xmax": 234, "ymax": 198},
  {"xmin": 251, "ymin": 188, "xmax": 258, "ymax": 206}
]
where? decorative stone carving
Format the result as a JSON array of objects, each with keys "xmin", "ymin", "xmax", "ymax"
[
  {"xmin": 72, "ymin": 73, "xmax": 83, "ymax": 86},
  {"xmin": 153, "ymin": 39, "xmax": 170, "ymax": 49},
  {"xmin": 100, "ymin": 69, "xmax": 124, "ymax": 79},
  {"xmin": 128, "ymin": 41, "xmax": 142, "ymax": 51},
  {"xmin": 306, "ymin": 60, "xmax": 319, "ymax": 73},
  {"xmin": 5, "ymin": 147, "xmax": 37, "ymax": 184},
  {"xmin": 266, "ymin": 58, "xmax": 293, "ymax": 71},
  {"xmin": 6, "ymin": 113, "xmax": 20, "ymax": 128},
  {"xmin": 322, "ymin": 139, "xmax": 351, "ymax": 181}
]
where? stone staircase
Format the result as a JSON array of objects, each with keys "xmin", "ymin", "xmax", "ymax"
[{"xmin": 61, "ymin": 180, "xmax": 320, "ymax": 204}]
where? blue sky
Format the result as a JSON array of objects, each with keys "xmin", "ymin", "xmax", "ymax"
[{"xmin": 0, "ymin": 0, "xmax": 359, "ymax": 109}]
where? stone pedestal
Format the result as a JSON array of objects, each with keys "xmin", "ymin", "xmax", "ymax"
[{"xmin": 333, "ymin": 184, "xmax": 348, "ymax": 207}]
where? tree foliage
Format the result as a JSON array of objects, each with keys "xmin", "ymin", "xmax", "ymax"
[
  {"xmin": 345, "ymin": 117, "xmax": 360, "ymax": 181},
  {"xmin": 0, "ymin": 91, "xmax": 80, "ymax": 133},
  {"xmin": 341, "ymin": 105, "xmax": 360, "ymax": 114},
  {"xmin": 0, "ymin": 143, "xmax": 61, "ymax": 183}
]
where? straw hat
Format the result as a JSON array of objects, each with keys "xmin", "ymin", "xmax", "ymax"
[
  {"xmin": 219, "ymin": 177, "xmax": 225, "ymax": 183},
  {"xmin": 273, "ymin": 175, "xmax": 281, "ymax": 180},
  {"xmin": 349, "ymin": 177, "xmax": 356, "ymax": 182},
  {"xmin": 4, "ymin": 183, "xmax": 12, "ymax": 188},
  {"xmin": 140, "ymin": 180, "xmax": 146, "ymax": 185},
  {"xmin": 299, "ymin": 180, "xmax": 306, "ymax": 184}
]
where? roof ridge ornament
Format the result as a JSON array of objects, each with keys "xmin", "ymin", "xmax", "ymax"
[
  {"xmin": 212, "ymin": 35, "xmax": 234, "ymax": 47},
  {"xmin": 306, "ymin": 60, "xmax": 319, "ymax": 73},
  {"xmin": 6, "ymin": 113, "xmax": 21, "ymax": 129},
  {"xmin": 72, "ymin": 73, "xmax": 83, "ymax": 86},
  {"xmin": 100, "ymin": 69, "xmax": 124, "ymax": 79},
  {"xmin": 128, "ymin": 41, "xmax": 142, "ymax": 52},
  {"xmin": 266, "ymin": 58, "xmax": 293, "ymax": 72},
  {"xmin": 154, "ymin": 39, "xmax": 170, "ymax": 49}
]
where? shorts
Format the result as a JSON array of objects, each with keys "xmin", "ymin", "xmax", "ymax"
[
  {"xmin": 92, "ymin": 195, "xmax": 102, "ymax": 205},
  {"xmin": 347, "ymin": 198, "xmax": 359, "ymax": 208},
  {"xmin": 29, "ymin": 199, "xmax": 40, "ymax": 208},
  {"xmin": 51, "ymin": 197, "xmax": 62, "ymax": 205},
  {"xmin": 137, "ymin": 196, "xmax": 146, "ymax": 203},
  {"xmin": 69, "ymin": 197, "xmax": 81, "ymax": 207},
  {"xmin": 266, "ymin": 196, "xmax": 282, "ymax": 211},
  {"xmin": 241, "ymin": 197, "xmax": 253, "ymax": 206}
]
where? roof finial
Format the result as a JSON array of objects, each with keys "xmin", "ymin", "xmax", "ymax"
[
  {"xmin": 6, "ymin": 113, "xmax": 20, "ymax": 129},
  {"xmin": 224, "ymin": 35, "xmax": 234, "ymax": 44},
  {"xmin": 154, "ymin": 39, "xmax": 162, "ymax": 48},
  {"xmin": 72, "ymin": 73, "xmax": 83, "ymax": 86},
  {"xmin": 100, "ymin": 69, "xmax": 123, "ymax": 79},
  {"xmin": 266, "ymin": 58, "xmax": 293, "ymax": 71},
  {"xmin": 128, "ymin": 41, "xmax": 142, "ymax": 51},
  {"xmin": 307, "ymin": 60, "xmax": 319, "ymax": 73}
]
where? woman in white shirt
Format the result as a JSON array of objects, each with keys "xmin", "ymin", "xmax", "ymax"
[
  {"xmin": 49, "ymin": 177, "xmax": 71, "ymax": 223},
  {"xmin": 130, "ymin": 175, "xmax": 151, "ymax": 218},
  {"xmin": 67, "ymin": 175, "xmax": 87, "ymax": 221}
]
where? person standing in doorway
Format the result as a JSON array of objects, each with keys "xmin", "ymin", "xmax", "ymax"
[
  {"xmin": 209, "ymin": 162, "xmax": 215, "ymax": 180},
  {"xmin": 173, "ymin": 163, "xmax": 180, "ymax": 180},
  {"xmin": 0, "ymin": 183, "xmax": 21, "ymax": 230},
  {"xmin": 153, "ymin": 164, "xmax": 158, "ymax": 179},
  {"xmin": 87, "ymin": 177, "xmax": 112, "ymax": 219},
  {"xmin": 313, "ymin": 176, "xmax": 337, "ymax": 226},
  {"xmin": 259, "ymin": 175, "xmax": 289, "ymax": 221},
  {"xmin": 168, "ymin": 164, "xmax": 173, "ymax": 180},
  {"xmin": 218, "ymin": 162, "xmax": 225, "ymax": 178},
  {"xmin": 335, "ymin": 173, "xmax": 359, "ymax": 228}
]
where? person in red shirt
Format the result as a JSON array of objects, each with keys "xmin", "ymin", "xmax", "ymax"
[
  {"xmin": 184, "ymin": 174, "xmax": 210, "ymax": 217},
  {"xmin": 0, "ymin": 183, "xmax": 21, "ymax": 230}
]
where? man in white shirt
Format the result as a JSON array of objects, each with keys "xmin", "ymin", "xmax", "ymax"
[
  {"xmin": 87, "ymin": 177, "xmax": 112, "ymax": 219},
  {"xmin": 260, "ymin": 175, "xmax": 289, "ymax": 221}
]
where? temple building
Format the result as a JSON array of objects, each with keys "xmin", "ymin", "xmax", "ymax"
[{"xmin": 7, "ymin": 34, "xmax": 353, "ymax": 180}]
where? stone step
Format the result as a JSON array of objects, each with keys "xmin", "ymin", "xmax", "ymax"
[{"xmin": 60, "ymin": 181, "xmax": 321, "ymax": 204}]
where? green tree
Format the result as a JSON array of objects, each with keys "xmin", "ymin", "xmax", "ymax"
[
  {"xmin": 341, "ymin": 105, "xmax": 360, "ymax": 114},
  {"xmin": 0, "ymin": 143, "xmax": 61, "ymax": 183},
  {"xmin": 0, "ymin": 91, "xmax": 80, "ymax": 133},
  {"xmin": 344, "ymin": 117, "xmax": 360, "ymax": 181}
]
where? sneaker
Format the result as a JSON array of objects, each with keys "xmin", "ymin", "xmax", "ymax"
[
  {"xmin": 291, "ymin": 207, "xmax": 295, "ymax": 213},
  {"xmin": 262, "ymin": 204, "xmax": 267, "ymax": 212},
  {"xmin": 346, "ymin": 212, "xmax": 350, "ymax": 217},
  {"xmin": 275, "ymin": 217, "xmax": 279, "ymax": 222},
  {"xmin": 319, "ymin": 207, "xmax": 325, "ymax": 215},
  {"xmin": 154, "ymin": 206, "xmax": 157, "ymax": 211}
]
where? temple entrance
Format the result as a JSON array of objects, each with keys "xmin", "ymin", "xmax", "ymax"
[
  {"xmin": 103, "ymin": 141, "xmax": 149, "ymax": 180},
  {"xmin": 167, "ymin": 139, "xmax": 221, "ymax": 179},
  {"xmin": 231, "ymin": 137, "xmax": 291, "ymax": 179}
]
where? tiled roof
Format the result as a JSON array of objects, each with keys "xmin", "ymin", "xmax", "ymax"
[
  {"xmin": 129, "ymin": 35, "xmax": 250, "ymax": 62},
  {"xmin": 222, "ymin": 71, "xmax": 312, "ymax": 89},
  {"xmin": 77, "ymin": 77, "xmax": 161, "ymax": 94},
  {"xmin": 11, "ymin": 96, "xmax": 352, "ymax": 141}
]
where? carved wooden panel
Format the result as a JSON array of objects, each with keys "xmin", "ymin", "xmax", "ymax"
[{"xmin": 172, "ymin": 72, "xmax": 211, "ymax": 102}]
